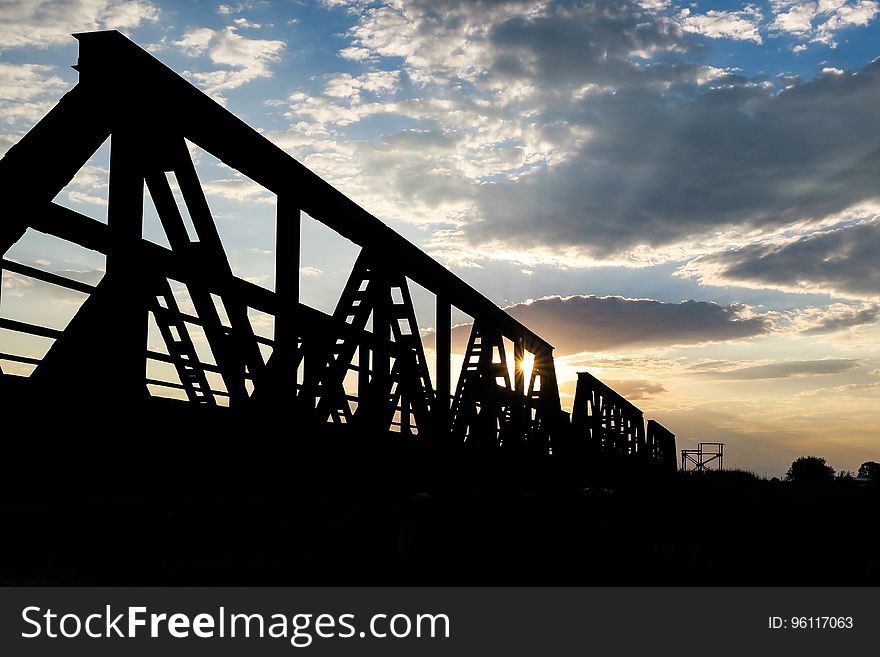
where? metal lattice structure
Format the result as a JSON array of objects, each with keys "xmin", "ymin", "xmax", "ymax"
[
  {"xmin": 570, "ymin": 373, "xmax": 677, "ymax": 472},
  {"xmin": 681, "ymin": 443, "xmax": 725, "ymax": 472},
  {"xmin": 0, "ymin": 31, "xmax": 675, "ymax": 471}
]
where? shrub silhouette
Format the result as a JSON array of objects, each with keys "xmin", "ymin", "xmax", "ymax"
[
  {"xmin": 858, "ymin": 461, "xmax": 879, "ymax": 480},
  {"xmin": 835, "ymin": 470, "xmax": 855, "ymax": 486},
  {"xmin": 785, "ymin": 456, "xmax": 834, "ymax": 485}
]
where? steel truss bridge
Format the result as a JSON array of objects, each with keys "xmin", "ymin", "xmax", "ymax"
[{"xmin": 0, "ymin": 31, "xmax": 675, "ymax": 476}]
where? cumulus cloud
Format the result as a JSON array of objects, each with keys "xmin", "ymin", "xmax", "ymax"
[
  {"xmin": 768, "ymin": 0, "xmax": 880, "ymax": 47},
  {"xmin": 769, "ymin": 1, "xmax": 880, "ymax": 47},
  {"xmin": 0, "ymin": 62, "xmax": 65, "ymax": 103},
  {"xmin": 217, "ymin": 2, "xmax": 264, "ymax": 15},
  {"xmin": 0, "ymin": 0, "xmax": 159, "ymax": 50},
  {"xmin": 680, "ymin": 219, "xmax": 880, "ymax": 300},
  {"xmin": 0, "ymin": 62, "xmax": 69, "ymax": 140},
  {"xmin": 232, "ymin": 18, "xmax": 268, "ymax": 30},
  {"xmin": 770, "ymin": 1, "xmax": 818, "ymax": 35},
  {"xmin": 174, "ymin": 25, "xmax": 285, "ymax": 101},
  {"xmin": 678, "ymin": 6, "xmax": 764, "ymax": 43},
  {"xmin": 322, "ymin": 71, "xmax": 400, "ymax": 99}
]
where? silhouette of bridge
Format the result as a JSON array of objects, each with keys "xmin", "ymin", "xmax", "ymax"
[{"xmin": 0, "ymin": 31, "xmax": 675, "ymax": 480}]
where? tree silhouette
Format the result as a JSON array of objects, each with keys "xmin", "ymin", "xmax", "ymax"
[
  {"xmin": 785, "ymin": 456, "xmax": 835, "ymax": 484},
  {"xmin": 858, "ymin": 461, "xmax": 880, "ymax": 480}
]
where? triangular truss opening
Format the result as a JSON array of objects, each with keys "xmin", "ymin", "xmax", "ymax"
[{"xmin": 51, "ymin": 135, "xmax": 111, "ymax": 224}]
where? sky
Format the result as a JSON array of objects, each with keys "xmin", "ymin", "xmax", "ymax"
[{"xmin": 1, "ymin": 0, "xmax": 879, "ymax": 477}]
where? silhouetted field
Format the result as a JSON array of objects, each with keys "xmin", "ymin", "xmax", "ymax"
[
  {"xmin": 3, "ymin": 379, "xmax": 876, "ymax": 584},
  {"xmin": 1, "ymin": 455, "xmax": 877, "ymax": 585}
]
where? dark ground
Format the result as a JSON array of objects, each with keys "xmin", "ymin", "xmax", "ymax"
[
  {"xmin": 3, "ymin": 378, "xmax": 878, "ymax": 585},
  {"xmin": 2, "ymin": 452, "xmax": 878, "ymax": 585}
]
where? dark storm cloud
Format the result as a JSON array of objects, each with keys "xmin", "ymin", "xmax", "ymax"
[
  {"xmin": 487, "ymin": 0, "xmax": 695, "ymax": 87},
  {"xmin": 445, "ymin": 295, "xmax": 768, "ymax": 355},
  {"xmin": 685, "ymin": 221, "xmax": 880, "ymax": 300},
  {"xmin": 691, "ymin": 358, "xmax": 860, "ymax": 380},
  {"xmin": 467, "ymin": 55, "xmax": 880, "ymax": 257}
]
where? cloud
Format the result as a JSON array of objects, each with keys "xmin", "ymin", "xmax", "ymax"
[
  {"xmin": 0, "ymin": 62, "xmax": 69, "ymax": 137},
  {"xmin": 690, "ymin": 358, "xmax": 860, "ymax": 380},
  {"xmin": 558, "ymin": 352, "xmax": 684, "ymax": 373},
  {"xmin": 601, "ymin": 379, "xmax": 667, "ymax": 400},
  {"xmin": 751, "ymin": 302, "xmax": 880, "ymax": 335},
  {"xmin": 294, "ymin": 1, "xmax": 880, "ymax": 273},
  {"xmin": 233, "ymin": 18, "xmax": 268, "ymax": 30},
  {"xmin": 174, "ymin": 25, "xmax": 285, "ymax": 101},
  {"xmin": 217, "ymin": 2, "xmax": 264, "ymax": 15},
  {"xmin": 0, "ymin": 0, "xmax": 159, "ymax": 50},
  {"xmin": 678, "ymin": 6, "xmax": 764, "ymax": 43},
  {"xmin": 201, "ymin": 177, "xmax": 275, "ymax": 203},
  {"xmin": 813, "ymin": 0, "xmax": 879, "ymax": 45},
  {"xmin": 0, "ymin": 62, "xmax": 66, "ymax": 103},
  {"xmin": 338, "ymin": 45, "xmax": 373, "ymax": 62},
  {"xmin": 278, "ymin": 2, "xmax": 729, "ymax": 235},
  {"xmin": 1, "ymin": 267, "xmax": 103, "ymax": 301},
  {"xmin": 1, "ymin": 271, "xmax": 33, "ymax": 297},
  {"xmin": 51, "ymin": 268, "xmax": 104, "ymax": 286},
  {"xmin": 770, "ymin": 1, "xmax": 818, "ymax": 36},
  {"xmin": 466, "ymin": 60, "xmax": 880, "ymax": 261},
  {"xmin": 66, "ymin": 190, "xmax": 108, "ymax": 207},
  {"xmin": 55, "ymin": 164, "xmax": 109, "ymax": 210},
  {"xmin": 314, "ymin": 70, "xmax": 401, "ymax": 106},
  {"xmin": 466, "ymin": 295, "xmax": 769, "ymax": 355},
  {"xmin": 484, "ymin": 1, "xmax": 695, "ymax": 88},
  {"xmin": 557, "ymin": 376, "xmax": 666, "ymax": 403},
  {"xmin": 769, "ymin": 1, "xmax": 879, "ymax": 46},
  {"xmin": 799, "ymin": 380, "xmax": 880, "ymax": 396},
  {"xmin": 680, "ymin": 219, "xmax": 880, "ymax": 300},
  {"xmin": 798, "ymin": 303, "xmax": 880, "ymax": 334}
]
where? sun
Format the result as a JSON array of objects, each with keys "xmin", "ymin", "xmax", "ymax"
[{"xmin": 505, "ymin": 351, "xmax": 536, "ymax": 389}]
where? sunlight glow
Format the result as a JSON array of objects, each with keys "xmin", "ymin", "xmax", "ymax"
[{"xmin": 519, "ymin": 352, "xmax": 535, "ymax": 387}]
